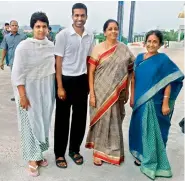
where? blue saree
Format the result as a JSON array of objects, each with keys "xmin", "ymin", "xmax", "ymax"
[{"xmin": 129, "ymin": 53, "xmax": 184, "ymax": 180}]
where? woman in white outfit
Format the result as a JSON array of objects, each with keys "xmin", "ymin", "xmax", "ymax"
[{"xmin": 11, "ymin": 12, "xmax": 55, "ymax": 177}]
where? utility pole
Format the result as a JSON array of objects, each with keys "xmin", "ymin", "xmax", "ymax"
[
  {"xmin": 117, "ymin": 1, "xmax": 124, "ymax": 42},
  {"xmin": 128, "ymin": 1, "xmax": 136, "ymax": 43}
]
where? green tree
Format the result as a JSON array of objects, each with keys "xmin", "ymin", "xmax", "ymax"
[
  {"xmin": 95, "ymin": 33, "xmax": 127, "ymax": 44},
  {"xmin": 121, "ymin": 36, "xmax": 128, "ymax": 45},
  {"xmin": 0, "ymin": 30, "xmax": 3, "ymax": 43},
  {"xmin": 162, "ymin": 30, "xmax": 178, "ymax": 41},
  {"xmin": 95, "ymin": 33, "xmax": 105, "ymax": 43},
  {"xmin": 180, "ymin": 32, "xmax": 184, "ymax": 41},
  {"xmin": 25, "ymin": 32, "xmax": 33, "ymax": 38}
]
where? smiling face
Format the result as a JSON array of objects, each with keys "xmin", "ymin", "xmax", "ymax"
[
  {"xmin": 145, "ymin": 34, "xmax": 161, "ymax": 54},
  {"xmin": 104, "ymin": 22, "xmax": 119, "ymax": 41},
  {"xmin": 33, "ymin": 20, "xmax": 48, "ymax": 40},
  {"xmin": 72, "ymin": 8, "xmax": 87, "ymax": 28}
]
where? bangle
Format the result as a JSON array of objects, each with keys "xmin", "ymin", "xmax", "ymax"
[{"xmin": 164, "ymin": 96, "xmax": 169, "ymax": 98}]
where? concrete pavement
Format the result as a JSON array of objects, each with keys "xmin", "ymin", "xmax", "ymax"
[{"xmin": 0, "ymin": 47, "xmax": 184, "ymax": 181}]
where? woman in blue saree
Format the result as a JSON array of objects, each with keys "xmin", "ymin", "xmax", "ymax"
[{"xmin": 129, "ymin": 30, "xmax": 184, "ymax": 180}]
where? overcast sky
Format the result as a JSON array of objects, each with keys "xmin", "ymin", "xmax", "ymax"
[{"xmin": 0, "ymin": 1, "xmax": 184, "ymax": 36}]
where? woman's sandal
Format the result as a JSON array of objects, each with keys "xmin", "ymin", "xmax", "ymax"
[
  {"xmin": 38, "ymin": 159, "xmax": 48, "ymax": 167},
  {"xmin": 56, "ymin": 157, "xmax": 67, "ymax": 168},
  {"xmin": 69, "ymin": 152, "xmax": 83, "ymax": 165},
  {"xmin": 28, "ymin": 165, "xmax": 39, "ymax": 177},
  {"xmin": 134, "ymin": 160, "xmax": 141, "ymax": 166},
  {"xmin": 94, "ymin": 160, "xmax": 103, "ymax": 166}
]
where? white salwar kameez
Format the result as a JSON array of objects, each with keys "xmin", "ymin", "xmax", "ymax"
[{"xmin": 11, "ymin": 37, "xmax": 55, "ymax": 161}]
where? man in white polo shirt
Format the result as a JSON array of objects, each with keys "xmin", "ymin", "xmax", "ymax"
[{"xmin": 54, "ymin": 3, "xmax": 94, "ymax": 168}]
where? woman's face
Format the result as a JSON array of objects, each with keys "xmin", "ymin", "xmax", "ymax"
[
  {"xmin": 33, "ymin": 20, "xmax": 48, "ymax": 40},
  {"xmin": 104, "ymin": 22, "xmax": 119, "ymax": 41},
  {"xmin": 145, "ymin": 34, "xmax": 161, "ymax": 54}
]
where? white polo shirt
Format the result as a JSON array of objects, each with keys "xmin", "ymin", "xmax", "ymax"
[{"xmin": 54, "ymin": 25, "xmax": 94, "ymax": 76}]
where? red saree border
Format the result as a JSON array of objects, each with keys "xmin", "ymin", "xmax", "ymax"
[
  {"xmin": 85, "ymin": 142, "xmax": 124, "ymax": 165},
  {"xmin": 85, "ymin": 142, "xmax": 94, "ymax": 149},
  {"xmin": 90, "ymin": 75, "xmax": 128, "ymax": 127},
  {"xmin": 99, "ymin": 44, "xmax": 117, "ymax": 61},
  {"xmin": 88, "ymin": 44, "xmax": 117, "ymax": 66},
  {"xmin": 88, "ymin": 57, "xmax": 98, "ymax": 66},
  {"xmin": 94, "ymin": 151, "xmax": 124, "ymax": 165}
]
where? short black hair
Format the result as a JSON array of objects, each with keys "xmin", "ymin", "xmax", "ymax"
[
  {"xmin": 72, "ymin": 3, "xmax": 87, "ymax": 15},
  {"xmin": 30, "ymin": 12, "xmax": 49, "ymax": 29},
  {"xmin": 5, "ymin": 23, "xmax": 9, "ymax": 26},
  {"xmin": 103, "ymin": 19, "xmax": 119, "ymax": 32},
  {"xmin": 145, "ymin": 30, "xmax": 164, "ymax": 45},
  {"xmin": 49, "ymin": 26, "xmax": 52, "ymax": 31}
]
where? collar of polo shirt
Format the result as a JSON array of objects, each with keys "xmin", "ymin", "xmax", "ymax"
[
  {"xmin": 10, "ymin": 32, "xmax": 20, "ymax": 36},
  {"xmin": 69, "ymin": 24, "xmax": 89, "ymax": 36}
]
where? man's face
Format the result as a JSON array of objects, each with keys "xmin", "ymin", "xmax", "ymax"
[
  {"xmin": 72, "ymin": 8, "xmax": 87, "ymax": 28},
  {"xmin": 10, "ymin": 21, "xmax": 19, "ymax": 33},
  {"xmin": 5, "ymin": 25, "xmax": 10, "ymax": 31}
]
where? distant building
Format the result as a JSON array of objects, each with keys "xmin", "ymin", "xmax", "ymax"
[
  {"xmin": 133, "ymin": 32, "xmax": 146, "ymax": 42},
  {"xmin": 21, "ymin": 25, "xmax": 32, "ymax": 33},
  {"xmin": 50, "ymin": 25, "xmax": 64, "ymax": 33}
]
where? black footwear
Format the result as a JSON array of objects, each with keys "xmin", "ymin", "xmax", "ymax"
[
  {"xmin": 179, "ymin": 118, "xmax": 184, "ymax": 127},
  {"xmin": 134, "ymin": 160, "xmax": 141, "ymax": 166},
  {"xmin": 56, "ymin": 157, "xmax": 67, "ymax": 168},
  {"xmin": 11, "ymin": 98, "xmax": 15, "ymax": 101},
  {"xmin": 69, "ymin": 152, "xmax": 83, "ymax": 165},
  {"xmin": 179, "ymin": 118, "xmax": 184, "ymax": 133}
]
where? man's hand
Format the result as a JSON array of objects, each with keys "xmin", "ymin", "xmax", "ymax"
[{"xmin": 58, "ymin": 87, "xmax": 66, "ymax": 100}]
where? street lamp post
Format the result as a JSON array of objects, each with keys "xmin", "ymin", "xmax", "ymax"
[
  {"xmin": 117, "ymin": 1, "xmax": 124, "ymax": 42},
  {"xmin": 128, "ymin": 1, "xmax": 136, "ymax": 43}
]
